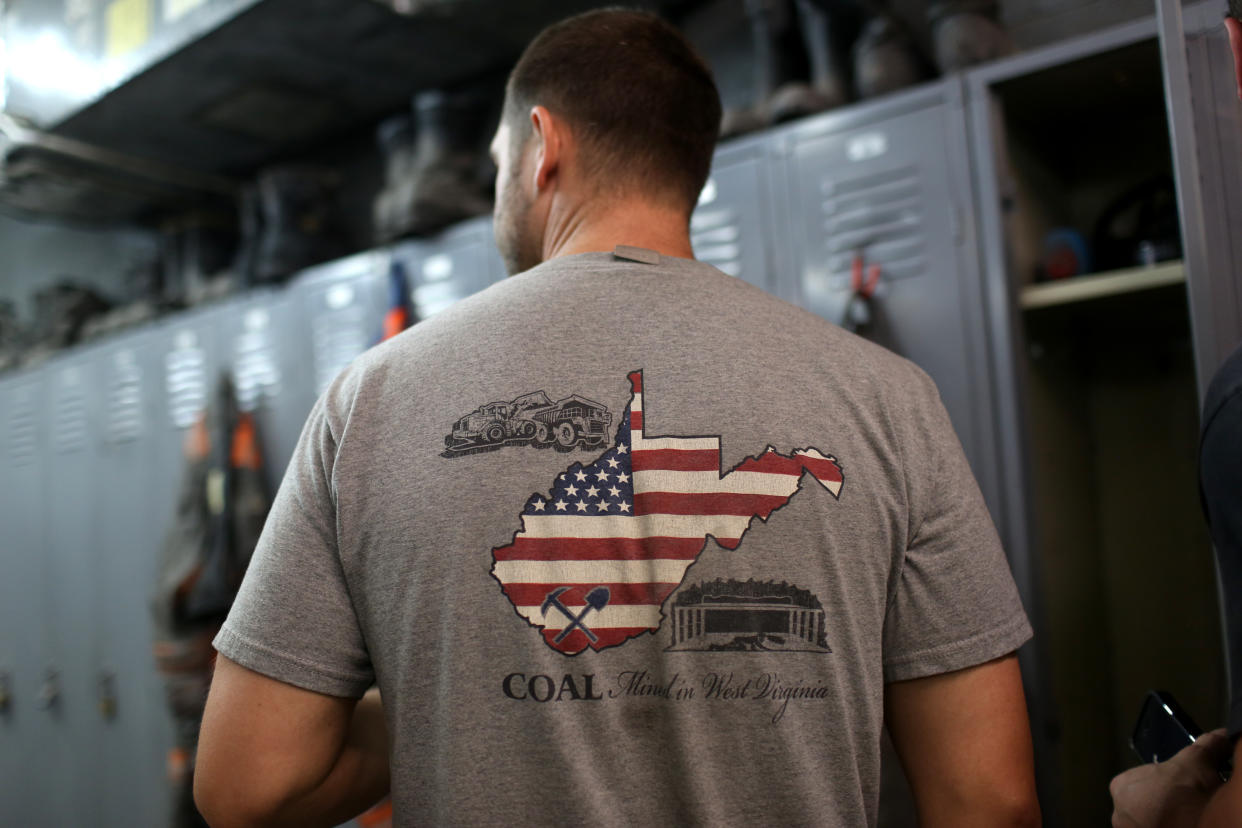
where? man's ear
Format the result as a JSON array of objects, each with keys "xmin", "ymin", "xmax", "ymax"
[{"xmin": 529, "ymin": 105, "xmax": 563, "ymax": 192}]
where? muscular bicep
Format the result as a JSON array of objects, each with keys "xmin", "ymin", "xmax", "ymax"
[
  {"xmin": 195, "ymin": 655, "xmax": 355, "ymax": 826},
  {"xmin": 884, "ymin": 653, "xmax": 1040, "ymax": 828}
]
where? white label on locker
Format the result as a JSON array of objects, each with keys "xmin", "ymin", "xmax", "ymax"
[
  {"xmin": 697, "ymin": 178, "xmax": 718, "ymax": 207},
  {"xmin": 422, "ymin": 254, "xmax": 454, "ymax": 282},
  {"xmin": 846, "ymin": 133, "xmax": 888, "ymax": 162},
  {"xmin": 245, "ymin": 308, "xmax": 270, "ymax": 331},
  {"xmin": 164, "ymin": 0, "xmax": 207, "ymax": 23},
  {"xmin": 107, "ymin": 349, "xmax": 143, "ymax": 443},
  {"xmin": 326, "ymin": 284, "xmax": 356, "ymax": 310},
  {"xmin": 166, "ymin": 334, "xmax": 207, "ymax": 429}
]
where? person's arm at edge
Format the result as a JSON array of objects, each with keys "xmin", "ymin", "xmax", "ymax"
[
  {"xmin": 1109, "ymin": 729, "xmax": 1239, "ymax": 828},
  {"xmin": 1199, "ymin": 738, "xmax": 1242, "ymax": 826},
  {"xmin": 194, "ymin": 655, "xmax": 390, "ymax": 828},
  {"xmin": 885, "ymin": 652, "xmax": 1041, "ymax": 828}
]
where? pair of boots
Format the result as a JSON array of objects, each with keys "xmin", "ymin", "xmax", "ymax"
[
  {"xmin": 373, "ymin": 89, "xmax": 494, "ymax": 244},
  {"xmin": 854, "ymin": 0, "xmax": 1015, "ymax": 100},
  {"xmin": 235, "ymin": 165, "xmax": 346, "ymax": 286},
  {"xmin": 723, "ymin": 0, "xmax": 1013, "ymax": 137},
  {"xmin": 20, "ymin": 281, "xmax": 113, "ymax": 366}
]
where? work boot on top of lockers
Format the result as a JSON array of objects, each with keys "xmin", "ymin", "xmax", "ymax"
[
  {"xmin": 721, "ymin": 0, "xmax": 800, "ymax": 137},
  {"xmin": 928, "ymin": 0, "xmax": 1014, "ymax": 74},
  {"xmin": 22, "ymin": 280, "xmax": 112, "ymax": 366},
  {"xmin": 388, "ymin": 89, "xmax": 493, "ymax": 239},
  {"xmin": 372, "ymin": 113, "xmax": 416, "ymax": 244},
  {"xmin": 853, "ymin": 14, "xmax": 929, "ymax": 100},
  {"xmin": 768, "ymin": 0, "xmax": 860, "ymax": 124},
  {"xmin": 253, "ymin": 165, "xmax": 345, "ymax": 284},
  {"xmin": 80, "ymin": 258, "xmax": 165, "ymax": 342}
]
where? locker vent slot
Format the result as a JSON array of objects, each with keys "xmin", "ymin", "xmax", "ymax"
[
  {"xmin": 234, "ymin": 327, "xmax": 281, "ymax": 412},
  {"xmin": 107, "ymin": 353, "xmax": 143, "ymax": 444},
  {"xmin": 691, "ymin": 207, "xmax": 743, "ymax": 277},
  {"xmin": 821, "ymin": 165, "xmax": 927, "ymax": 284},
  {"xmin": 166, "ymin": 340, "xmax": 208, "ymax": 429},
  {"xmin": 8, "ymin": 393, "xmax": 37, "ymax": 466},
  {"xmin": 53, "ymin": 372, "xmax": 88, "ymax": 454},
  {"xmin": 312, "ymin": 306, "xmax": 368, "ymax": 396}
]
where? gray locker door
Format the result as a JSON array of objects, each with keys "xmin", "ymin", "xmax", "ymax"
[
  {"xmin": 447, "ymin": 214, "xmax": 507, "ymax": 286},
  {"xmin": 293, "ymin": 252, "xmax": 388, "ymax": 400},
  {"xmin": 42, "ymin": 354, "xmax": 103, "ymax": 825},
  {"xmin": 0, "ymin": 371, "xmax": 49, "ymax": 826},
  {"xmin": 219, "ymin": 291, "xmax": 312, "ymax": 492},
  {"xmin": 91, "ymin": 330, "xmax": 172, "ymax": 828},
  {"xmin": 397, "ymin": 219, "xmax": 498, "ymax": 322},
  {"xmin": 141, "ymin": 307, "xmax": 231, "ymax": 825},
  {"xmin": 693, "ymin": 136, "xmax": 781, "ymax": 295},
  {"xmin": 779, "ymin": 85, "xmax": 1002, "ymax": 521}
]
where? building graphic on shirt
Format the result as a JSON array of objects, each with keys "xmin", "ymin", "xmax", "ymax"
[
  {"xmin": 666, "ymin": 578, "xmax": 831, "ymax": 652},
  {"xmin": 490, "ymin": 370, "xmax": 844, "ymax": 656}
]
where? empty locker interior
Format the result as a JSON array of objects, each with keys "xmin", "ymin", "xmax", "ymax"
[{"xmin": 1, "ymin": 1, "xmax": 1239, "ymax": 825}]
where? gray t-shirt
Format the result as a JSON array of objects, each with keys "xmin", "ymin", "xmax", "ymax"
[{"xmin": 215, "ymin": 250, "xmax": 1031, "ymax": 827}]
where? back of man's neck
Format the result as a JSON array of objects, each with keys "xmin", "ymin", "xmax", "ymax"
[{"xmin": 541, "ymin": 201, "xmax": 696, "ymax": 263}]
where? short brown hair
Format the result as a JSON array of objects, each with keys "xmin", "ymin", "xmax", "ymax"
[{"xmin": 504, "ymin": 8, "xmax": 722, "ymax": 213}]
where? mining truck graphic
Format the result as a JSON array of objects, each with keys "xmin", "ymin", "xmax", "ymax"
[{"xmin": 445, "ymin": 390, "xmax": 612, "ymax": 453}]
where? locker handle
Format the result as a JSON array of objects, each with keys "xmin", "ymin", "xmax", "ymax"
[
  {"xmin": 39, "ymin": 669, "xmax": 60, "ymax": 711},
  {"xmin": 0, "ymin": 671, "xmax": 10, "ymax": 714},
  {"xmin": 98, "ymin": 672, "xmax": 117, "ymax": 720}
]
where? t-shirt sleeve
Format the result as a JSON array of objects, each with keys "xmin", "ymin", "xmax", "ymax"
[
  {"xmin": 213, "ymin": 388, "xmax": 375, "ymax": 698},
  {"xmin": 881, "ymin": 366, "xmax": 1033, "ymax": 683}
]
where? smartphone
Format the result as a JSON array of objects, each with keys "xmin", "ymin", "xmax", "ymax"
[{"xmin": 1131, "ymin": 690, "xmax": 1203, "ymax": 764}]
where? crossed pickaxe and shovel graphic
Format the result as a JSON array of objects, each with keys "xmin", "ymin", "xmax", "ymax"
[{"xmin": 542, "ymin": 586, "xmax": 611, "ymax": 644}]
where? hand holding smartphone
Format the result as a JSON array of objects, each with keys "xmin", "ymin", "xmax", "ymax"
[{"xmin": 1131, "ymin": 690, "xmax": 1231, "ymax": 781}]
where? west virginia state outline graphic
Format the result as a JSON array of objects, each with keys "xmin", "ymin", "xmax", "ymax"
[{"xmin": 490, "ymin": 370, "xmax": 844, "ymax": 656}]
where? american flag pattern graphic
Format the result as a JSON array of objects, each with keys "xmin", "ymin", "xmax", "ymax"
[{"xmin": 491, "ymin": 370, "xmax": 845, "ymax": 655}]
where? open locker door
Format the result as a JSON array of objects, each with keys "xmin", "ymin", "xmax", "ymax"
[{"xmin": 1159, "ymin": 0, "xmax": 1242, "ymax": 391}]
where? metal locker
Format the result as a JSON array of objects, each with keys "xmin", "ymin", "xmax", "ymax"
[
  {"xmin": 0, "ymin": 369, "xmax": 49, "ymax": 826},
  {"xmin": 694, "ymin": 134, "xmax": 782, "ymax": 296},
  {"xmin": 215, "ymin": 290, "xmax": 310, "ymax": 492},
  {"xmin": 775, "ymin": 81, "xmax": 1004, "ymax": 527},
  {"xmin": 90, "ymin": 329, "xmax": 173, "ymax": 828},
  {"xmin": 394, "ymin": 217, "xmax": 498, "ymax": 322},
  {"xmin": 465, "ymin": 216, "xmax": 509, "ymax": 286},
  {"xmin": 41, "ymin": 352, "xmax": 105, "ymax": 825},
  {"xmin": 139, "ymin": 305, "xmax": 234, "ymax": 825},
  {"xmin": 292, "ymin": 251, "xmax": 388, "ymax": 400}
]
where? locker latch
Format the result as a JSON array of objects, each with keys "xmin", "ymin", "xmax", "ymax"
[
  {"xmin": 98, "ymin": 672, "xmax": 117, "ymax": 720},
  {"xmin": 39, "ymin": 669, "xmax": 60, "ymax": 711},
  {"xmin": 0, "ymin": 671, "xmax": 10, "ymax": 714},
  {"xmin": 845, "ymin": 251, "xmax": 882, "ymax": 333}
]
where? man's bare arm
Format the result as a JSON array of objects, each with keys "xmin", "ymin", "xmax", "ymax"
[
  {"xmin": 885, "ymin": 652, "xmax": 1040, "ymax": 828},
  {"xmin": 194, "ymin": 656, "xmax": 390, "ymax": 828}
]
